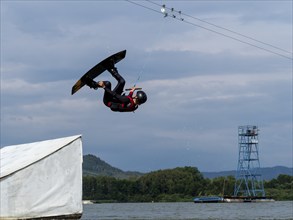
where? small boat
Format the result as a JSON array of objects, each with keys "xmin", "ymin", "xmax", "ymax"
[{"xmin": 194, "ymin": 196, "xmax": 224, "ymax": 203}]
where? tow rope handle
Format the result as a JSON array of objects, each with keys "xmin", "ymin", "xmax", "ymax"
[{"xmin": 125, "ymin": 87, "xmax": 142, "ymax": 91}]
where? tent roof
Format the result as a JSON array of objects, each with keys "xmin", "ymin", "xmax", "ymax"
[{"xmin": 0, "ymin": 135, "xmax": 81, "ymax": 179}]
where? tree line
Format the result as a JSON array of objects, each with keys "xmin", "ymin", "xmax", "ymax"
[{"xmin": 83, "ymin": 166, "xmax": 293, "ymax": 202}]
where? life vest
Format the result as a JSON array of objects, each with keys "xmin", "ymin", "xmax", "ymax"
[
  {"xmin": 123, "ymin": 95, "xmax": 138, "ymax": 112},
  {"xmin": 107, "ymin": 95, "xmax": 138, "ymax": 112}
]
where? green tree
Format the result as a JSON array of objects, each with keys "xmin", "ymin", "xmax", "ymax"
[
  {"xmin": 83, "ymin": 176, "xmax": 98, "ymax": 200},
  {"xmin": 83, "ymin": 171, "xmax": 292, "ymax": 202},
  {"xmin": 137, "ymin": 167, "xmax": 206, "ymax": 200}
]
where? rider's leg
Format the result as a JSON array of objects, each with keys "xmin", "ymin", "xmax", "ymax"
[
  {"xmin": 102, "ymin": 81, "xmax": 114, "ymax": 106},
  {"xmin": 107, "ymin": 67, "xmax": 125, "ymax": 95}
]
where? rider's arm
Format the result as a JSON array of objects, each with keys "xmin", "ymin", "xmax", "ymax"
[
  {"xmin": 128, "ymin": 91, "xmax": 134, "ymax": 97},
  {"xmin": 127, "ymin": 86, "xmax": 136, "ymax": 97}
]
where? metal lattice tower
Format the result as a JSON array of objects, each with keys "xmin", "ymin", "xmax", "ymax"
[{"xmin": 234, "ymin": 125, "xmax": 265, "ymax": 197}]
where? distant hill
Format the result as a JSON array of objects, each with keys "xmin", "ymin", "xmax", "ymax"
[
  {"xmin": 202, "ymin": 166, "xmax": 293, "ymax": 180},
  {"xmin": 83, "ymin": 154, "xmax": 292, "ymax": 180},
  {"xmin": 83, "ymin": 154, "xmax": 144, "ymax": 179}
]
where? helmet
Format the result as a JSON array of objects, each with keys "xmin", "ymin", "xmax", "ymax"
[{"xmin": 136, "ymin": 91, "xmax": 147, "ymax": 104}]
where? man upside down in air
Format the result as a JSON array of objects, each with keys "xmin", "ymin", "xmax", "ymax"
[{"xmin": 84, "ymin": 66, "xmax": 147, "ymax": 112}]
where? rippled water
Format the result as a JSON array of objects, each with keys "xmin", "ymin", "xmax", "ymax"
[{"xmin": 81, "ymin": 201, "xmax": 293, "ymax": 220}]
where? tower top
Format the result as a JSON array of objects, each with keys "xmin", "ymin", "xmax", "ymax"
[{"xmin": 238, "ymin": 125, "xmax": 259, "ymax": 136}]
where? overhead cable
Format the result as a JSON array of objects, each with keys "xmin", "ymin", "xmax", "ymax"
[
  {"xmin": 147, "ymin": 0, "xmax": 293, "ymax": 56},
  {"xmin": 126, "ymin": 0, "xmax": 293, "ymax": 60}
]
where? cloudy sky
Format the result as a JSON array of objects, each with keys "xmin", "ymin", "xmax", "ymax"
[{"xmin": 1, "ymin": 1, "xmax": 292, "ymax": 173}]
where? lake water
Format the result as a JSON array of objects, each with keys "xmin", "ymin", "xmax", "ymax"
[{"xmin": 81, "ymin": 201, "xmax": 293, "ymax": 220}]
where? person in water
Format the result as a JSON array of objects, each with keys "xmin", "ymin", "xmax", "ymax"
[{"xmin": 84, "ymin": 66, "xmax": 147, "ymax": 112}]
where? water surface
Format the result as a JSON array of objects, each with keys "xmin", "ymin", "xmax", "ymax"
[{"xmin": 81, "ymin": 201, "xmax": 293, "ymax": 220}]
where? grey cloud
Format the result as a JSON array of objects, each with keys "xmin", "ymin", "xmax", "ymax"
[{"xmin": 1, "ymin": 1, "xmax": 292, "ymax": 172}]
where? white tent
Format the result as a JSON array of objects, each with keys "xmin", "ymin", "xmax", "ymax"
[{"xmin": 0, "ymin": 135, "xmax": 83, "ymax": 220}]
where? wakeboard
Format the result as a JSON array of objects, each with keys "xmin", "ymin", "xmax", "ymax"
[{"xmin": 71, "ymin": 50, "xmax": 126, "ymax": 95}]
